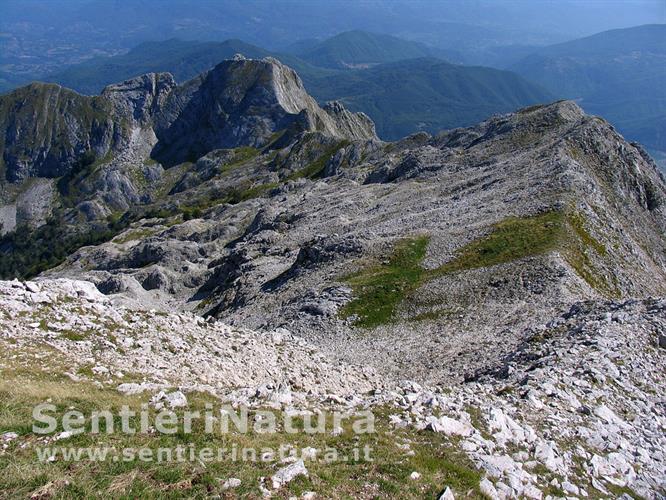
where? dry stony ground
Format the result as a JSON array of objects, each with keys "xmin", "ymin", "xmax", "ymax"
[
  {"xmin": 1, "ymin": 65, "xmax": 666, "ymax": 498},
  {"xmin": 1, "ymin": 279, "xmax": 664, "ymax": 499},
  {"xmin": 46, "ymin": 101, "xmax": 666, "ymax": 392}
]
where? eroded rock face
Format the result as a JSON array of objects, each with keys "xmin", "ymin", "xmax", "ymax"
[
  {"xmin": 101, "ymin": 72, "xmax": 176, "ymax": 127},
  {"xmin": 151, "ymin": 57, "xmax": 376, "ymax": 165},
  {"xmin": 43, "ymin": 101, "xmax": 666, "ymax": 388},
  {"xmin": 0, "ymin": 57, "xmax": 375, "ymax": 186},
  {"xmin": 0, "ymin": 56, "xmax": 376, "ymax": 227}
]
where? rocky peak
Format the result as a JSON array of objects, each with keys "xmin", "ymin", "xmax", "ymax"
[
  {"xmin": 101, "ymin": 72, "xmax": 176, "ymax": 125},
  {"xmin": 321, "ymin": 100, "xmax": 376, "ymax": 141},
  {"xmin": 151, "ymin": 56, "xmax": 377, "ymax": 164},
  {"xmin": 0, "ymin": 56, "xmax": 377, "ymax": 186}
]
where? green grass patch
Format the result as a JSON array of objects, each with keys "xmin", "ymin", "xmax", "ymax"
[
  {"xmin": 562, "ymin": 211, "xmax": 619, "ymax": 297},
  {"xmin": 409, "ymin": 308, "xmax": 457, "ymax": 322},
  {"xmin": 61, "ymin": 330, "xmax": 90, "ymax": 342},
  {"xmin": 112, "ymin": 228, "xmax": 158, "ymax": 245},
  {"xmin": 568, "ymin": 212, "xmax": 607, "ymax": 256},
  {"xmin": 0, "ymin": 365, "xmax": 483, "ymax": 499},
  {"xmin": 227, "ymin": 182, "xmax": 280, "ymax": 203},
  {"xmin": 341, "ymin": 212, "xmax": 564, "ymax": 328},
  {"xmin": 436, "ymin": 211, "xmax": 565, "ymax": 274},
  {"xmin": 215, "ymin": 146, "xmax": 261, "ymax": 175},
  {"xmin": 228, "ymin": 146, "xmax": 259, "ymax": 165},
  {"xmin": 340, "ymin": 236, "xmax": 430, "ymax": 328},
  {"xmin": 340, "ymin": 210, "xmax": 620, "ymax": 328}
]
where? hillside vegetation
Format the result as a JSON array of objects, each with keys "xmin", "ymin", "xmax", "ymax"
[
  {"xmin": 307, "ymin": 57, "xmax": 551, "ymax": 140},
  {"xmin": 289, "ymin": 30, "xmax": 438, "ymax": 69}
]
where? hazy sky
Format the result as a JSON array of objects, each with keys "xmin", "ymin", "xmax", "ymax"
[{"xmin": 1, "ymin": 0, "xmax": 664, "ymax": 58}]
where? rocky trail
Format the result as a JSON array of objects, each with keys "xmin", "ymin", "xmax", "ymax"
[{"xmin": 1, "ymin": 278, "xmax": 664, "ymax": 498}]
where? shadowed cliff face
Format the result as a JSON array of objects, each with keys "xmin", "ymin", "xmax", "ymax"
[
  {"xmin": 151, "ymin": 57, "xmax": 376, "ymax": 165},
  {"xmin": 0, "ymin": 83, "xmax": 115, "ymax": 183}
]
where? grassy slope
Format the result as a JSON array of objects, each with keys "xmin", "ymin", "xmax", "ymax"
[
  {"xmin": 0, "ymin": 334, "xmax": 482, "ymax": 498},
  {"xmin": 341, "ymin": 210, "xmax": 615, "ymax": 328},
  {"xmin": 341, "ymin": 236, "xmax": 431, "ymax": 328}
]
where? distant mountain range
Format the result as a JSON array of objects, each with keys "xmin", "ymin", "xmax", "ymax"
[
  {"xmin": 2, "ymin": 26, "xmax": 664, "ymax": 160},
  {"xmin": 283, "ymin": 30, "xmax": 448, "ymax": 69},
  {"xmin": 510, "ymin": 24, "xmax": 666, "ymax": 159},
  {"xmin": 36, "ymin": 32, "xmax": 550, "ymax": 141},
  {"xmin": 46, "ymin": 39, "xmax": 335, "ymax": 97},
  {"xmin": 308, "ymin": 57, "xmax": 551, "ymax": 140}
]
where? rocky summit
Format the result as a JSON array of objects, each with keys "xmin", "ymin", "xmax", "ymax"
[
  {"xmin": 0, "ymin": 55, "xmax": 375, "ymax": 230},
  {"xmin": 1, "ymin": 57, "xmax": 665, "ymax": 498}
]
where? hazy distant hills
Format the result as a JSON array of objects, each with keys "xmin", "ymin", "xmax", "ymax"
[
  {"xmin": 285, "ymin": 30, "xmax": 443, "ymax": 69},
  {"xmin": 307, "ymin": 57, "xmax": 551, "ymax": 139},
  {"xmin": 11, "ymin": 26, "xmax": 665, "ymax": 154},
  {"xmin": 48, "ymin": 39, "xmax": 269, "ymax": 95},
  {"xmin": 511, "ymin": 24, "xmax": 666, "ymax": 156},
  {"xmin": 38, "ymin": 32, "xmax": 549, "ymax": 141},
  {"xmin": 47, "ymin": 39, "xmax": 336, "ymax": 97}
]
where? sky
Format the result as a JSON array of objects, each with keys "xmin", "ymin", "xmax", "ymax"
[
  {"xmin": 2, "ymin": 0, "xmax": 665, "ymax": 46},
  {"xmin": 1, "ymin": 0, "xmax": 664, "ymax": 81}
]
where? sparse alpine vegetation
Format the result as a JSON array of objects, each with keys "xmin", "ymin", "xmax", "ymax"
[
  {"xmin": 0, "ymin": 54, "xmax": 665, "ymax": 499},
  {"xmin": 341, "ymin": 210, "xmax": 624, "ymax": 328},
  {"xmin": 436, "ymin": 211, "xmax": 564, "ymax": 275},
  {"xmin": 340, "ymin": 236, "xmax": 430, "ymax": 328},
  {"xmin": 0, "ymin": 371, "xmax": 482, "ymax": 498}
]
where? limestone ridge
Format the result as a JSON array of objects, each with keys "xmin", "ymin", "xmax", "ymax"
[
  {"xmin": 33, "ymin": 98, "xmax": 666, "ymax": 388},
  {"xmin": 0, "ymin": 55, "xmax": 376, "ymax": 186},
  {"xmin": 1, "ymin": 56, "xmax": 666, "ymax": 497},
  {"xmin": 151, "ymin": 56, "xmax": 377, "ymax": 165}
]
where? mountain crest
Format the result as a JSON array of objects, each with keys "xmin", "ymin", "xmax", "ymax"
[
  {"xmin": 151, "ymin": 55, "xmax": 376, "ymax": 164},
  {"xmin": 0, "ymin": 56, "xmax": 377, "ymax": 183}
]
